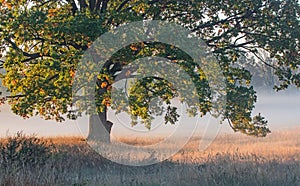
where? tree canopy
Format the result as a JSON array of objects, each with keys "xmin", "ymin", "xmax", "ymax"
[{"xmin": 0, "ymin": 0, "xmax": 299, "ymax": 137}]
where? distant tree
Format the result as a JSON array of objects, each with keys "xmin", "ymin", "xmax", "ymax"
[
  {"xmin": 0, "ymin": 0, "xmax": 299, "ymax": 140},
  {"xmin": 236, "ymin": 50, "xmax": 278, "ymax": 92}
]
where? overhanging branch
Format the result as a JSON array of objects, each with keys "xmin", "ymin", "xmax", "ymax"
[{"xmin": 4, "ymin": 38, "xmax": 41, "ymax": 59}]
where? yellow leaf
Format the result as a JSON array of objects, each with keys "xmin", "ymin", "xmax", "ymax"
[
  {"xmin": 39, "ymin": 89, "xmax": 45, "ymax": 95},
  {"xmin": 232, "ymin": 55, "xmax": 237, "ymax": 61},
  {"xmin": 229, "ymin": 79, "xmax": 235, "ymax": 84}
]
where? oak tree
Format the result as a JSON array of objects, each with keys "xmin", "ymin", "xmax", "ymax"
[{"xmin": 0, "ymin": 0, "xmax": 299, "ymax": 140}]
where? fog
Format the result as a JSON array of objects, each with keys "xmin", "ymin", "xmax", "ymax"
[{"xmin": 0, "ymin": 88, "xmax": 299, "ymax": 138}]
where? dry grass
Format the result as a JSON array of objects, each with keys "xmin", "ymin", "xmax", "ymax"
[
  {"xmin": 171, "ymin": 128, "xmax": 300, "ymax": 163},
  {"xmin": 0, "ymin": 128, "xmax": 299, "ymax": 186}
]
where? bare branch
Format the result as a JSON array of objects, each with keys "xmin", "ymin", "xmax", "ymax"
[{"xmin": 248, "ymin": 49, "xmax": 278, "ymax": 70}]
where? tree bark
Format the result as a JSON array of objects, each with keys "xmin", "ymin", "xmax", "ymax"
[{"xmin": 87, "ymin": 109, "xmax": 113, "ymax": 143}]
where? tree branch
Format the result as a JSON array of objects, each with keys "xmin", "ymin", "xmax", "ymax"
[
  {"xmin": 246, "ymin": 48, "xmax": 278, "ymax": 70},
  {"xmin": 112, "ymin": 65, "xmax": 138, "ymax": 81},
  {"xmin": 227, "ymin": 118, "xmax": 237, "ymax": 132},
  {"xmin": 213, "ymin": 40, "xmax": 256, "ymax": 53},
  {"xmin": 47, "ymin": 74, "xmax": 59, "ymax": 82},
  {"xmin": 89, "ymin": 0, "xmax": 96, "ymax": 11},
  {"xmin": 78, "ymin": 0, "xmax": 88, "ymax": 10},
  {"xmin": 0, "ymin": 59, "xmax": 4, "ymax": 68},
  {"xmin": 100, "ymin": 0, "xmax": 108, "ymax": 13},
  {"xmin": 95, "ymin": 0, "xmax": 102, "ymax": 11},
  {"xmin": 4, "ymin": 38, "xmax": 41, "ymax": 59},
  {"xmin": 191, "ymin": 12, "xmax": 244, "ymax": 32},
  {"xmin": 67, "ymin": 0, "xmax": 78, "ymax": 15},
  {"xmin": 6, "ymin": 95, "xmax": 26, "ymax": 99},
  {"xmin": 191, "ymin": 8, "xmax": 258, "ymax": 33},
  {"xmin": 117, "ymin": 0, "xmax": 130, "ymax": 12}
]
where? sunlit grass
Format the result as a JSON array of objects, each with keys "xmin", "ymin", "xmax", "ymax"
[{"xmin": 0, "ymin": 127, "xmax": 299, "ymax": 185}]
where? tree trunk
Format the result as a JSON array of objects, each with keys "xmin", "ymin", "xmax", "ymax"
[{"xmin": 87, "ymin": 109, "xmax": 113, "ymax": 143}]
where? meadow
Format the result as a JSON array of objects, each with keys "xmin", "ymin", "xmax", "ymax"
[{"xmin": 0, "ymin": 127, "xmax": 299, "ymax": 186}]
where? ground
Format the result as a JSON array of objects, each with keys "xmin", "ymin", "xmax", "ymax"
[{"xmin": 0, "ymin": 127, "xmax": 299, "ymax": 186}]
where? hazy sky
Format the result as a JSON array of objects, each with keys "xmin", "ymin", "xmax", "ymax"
[{"xmin": 0, "ymin": 90, "xmax": 299, "ymax": 138}]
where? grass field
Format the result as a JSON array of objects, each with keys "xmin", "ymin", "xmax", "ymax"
[{"xmin": 0, "ymin": 127, "xmax": 299, "ymax": 186}]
